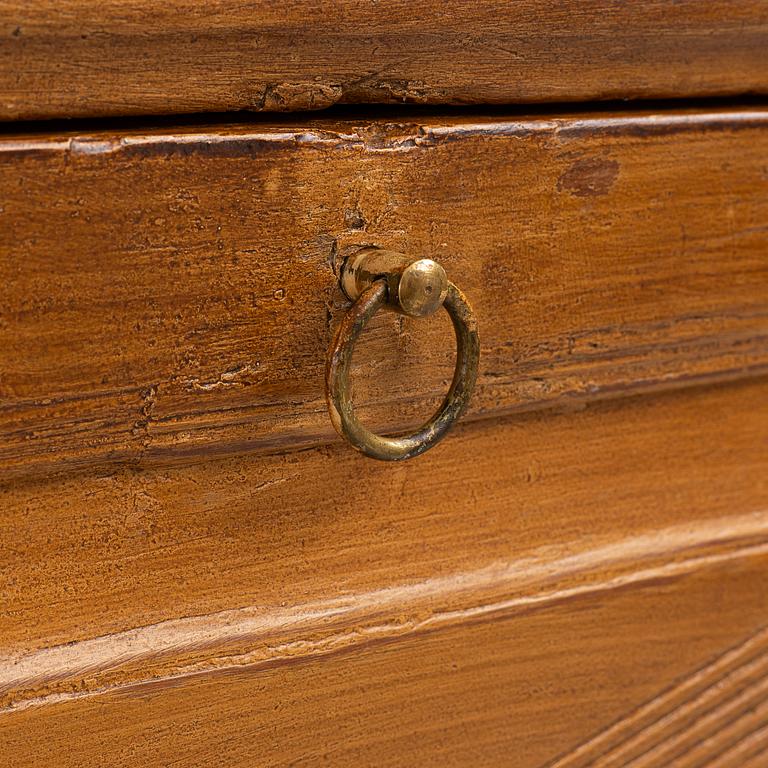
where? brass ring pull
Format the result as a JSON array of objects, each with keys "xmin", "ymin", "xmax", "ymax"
[{"xmin": 326, "ymin": 247, "xmax": 480, "ymax": 461}]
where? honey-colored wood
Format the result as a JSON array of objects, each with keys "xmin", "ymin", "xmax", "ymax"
[
  {"xmin": 1, "ymin": 1, "xmax": 768, "ymax": 120},
  {"xmin": 2, "ymin": 108, "xmax": 768, "ymax": 482},
  {"xmin": 553, "ymin": 623, "xmax": 768, "ymax": 768},
  {"xmin": 1, "ymin": 379, "xmax": 768, "ymax": 765},
  {"xmin": 4, "ymin": 564, "xmax": 768, "ymax": 768}
]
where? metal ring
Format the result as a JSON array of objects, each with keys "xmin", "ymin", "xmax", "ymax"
[{"xmin": 326, "ymin": 280, "xmax": 480, "ymax": 461}]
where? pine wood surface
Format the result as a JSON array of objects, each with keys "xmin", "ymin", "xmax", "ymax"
[
  {"xmin": 1, "ymin": 1, "xmax": 768, "ymax": 120},
  {"xmin": 2, "ymin": 108, "xmax": 768, "ymax": 483},
  {"xmin": 4, "ymin": 563, "xmax": 768, "ymax": 768},
  {"xmin": 1, "ymin": 378, "xmax": 768, "ymax": 765},
  {"xmin": 2, "ymin": 96, "xmax": 768, "ymax": 764}
]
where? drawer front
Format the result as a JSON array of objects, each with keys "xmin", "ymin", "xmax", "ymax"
[
  {"xmin": 2, "ymin": 2, "xmax": 768, "ymax": 120},
  {"xmin": 1, "ymin": 109, "xmax": 768, "ymax": 765},
  {"xmin": 2, "ymin": 109, "xmax": 768, "ymax": 480}
]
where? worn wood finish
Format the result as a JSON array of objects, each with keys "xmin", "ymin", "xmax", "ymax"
[
  {"xmin": 3, "ymin": 562, "xmax": 768, "ymax": 767},
  {"xmin": 2, "ymin": 109, "xmax": 768, "ymax": 482},
  {"xmin": 2, "ymin": 1, "xmax": 768, "ymax": 120},
  {"xmin": 1, "ymin": 379, "xmax": 768, "ymax": 764},
  {"xmin": 4, "ymin": 375, "xmax": 766, "ymax": 661}
]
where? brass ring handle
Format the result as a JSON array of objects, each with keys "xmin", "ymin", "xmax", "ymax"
[{"xmin": 326, "ymin": 247, "xmax": 480, "ymax": 461}]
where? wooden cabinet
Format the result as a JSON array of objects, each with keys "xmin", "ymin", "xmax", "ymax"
[{"xmin": 1, "ymin": 4, "xmax": 767, "ymax": 766}]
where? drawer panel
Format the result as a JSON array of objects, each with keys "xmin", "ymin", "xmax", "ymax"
[
  {"xmin": 1, "ymin": 2, "xmax": 768, "ymax": 120},
  {"xmin": 2, "ymin": 109, "xmax": 768, "ymax": 481},
  {"xmin": 3, "ymin": 377, "xmax": 767, "ymax": 653}
]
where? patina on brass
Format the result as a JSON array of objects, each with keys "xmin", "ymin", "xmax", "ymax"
[
  {"xmin": 327, "ymin": 247, "xmax": 480, "ymax": 461},
  {"xmin": 341, "ymin": 247, "xmax": 449, "ymax": 317}
]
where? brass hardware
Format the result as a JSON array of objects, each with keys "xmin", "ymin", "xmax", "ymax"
[
  {"xmin": 341, "ymin": 247, "xmax": 450, "ymax": 318},
  {"xmin": 326, "ymin": 247, "xmax": 480, "ymax": 461}
]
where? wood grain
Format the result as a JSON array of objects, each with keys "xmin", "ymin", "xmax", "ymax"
[
  {"xmin": 2, "ymin": 377, "xmax": 768, "ymax": 761},
  {"xmin": 552, "ymin": 625, "xmax": 768, "ymax": 767},
  {"xmin": 2, "ymin": 533, "xmax": 768, "ymax": 766},
  {"xmin": 2, "ymin": 109, "xmax": 768, "ymax": 482},
  {"xmin": 4, "ymin": 510, "xmax": 768, "ymax": 713},
  {"xmin": 1, "ymin": 1, "xmax": 768, "ymax": 120}
]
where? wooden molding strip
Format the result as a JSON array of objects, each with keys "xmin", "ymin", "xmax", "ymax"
[
  {"xmin": 4, "ymin": 548, "xmax": 768, "ymax": 768},
  {"xmin": 2, "ymin": 1, "xmax": 768, "ymax": 120},
  {"xmin": 2, "ymin": 109, "xmax": 768, "ymax": 481},
  {"xmin": 3, "ymin": 510, "xmax": 768, "ymax": 715},
  {"xmin": 3, "ymin": 375, "xmax": 768, "ymax": 660}
]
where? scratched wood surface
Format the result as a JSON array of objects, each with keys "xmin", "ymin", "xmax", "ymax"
[
  {"xmin": 1, "ymin": 1, "xmax": 768, "ymax": 120},
  {"xmin": 2, "ymin": 378, "xmax": 768, "ymax": 765},
  {"xmin": 2, "ymin": 108, "xmax": 768, "ymax": 483}
]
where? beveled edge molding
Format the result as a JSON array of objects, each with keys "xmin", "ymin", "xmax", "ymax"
[{"xmin": 2, "ymin": 510, "xmax": 768, "ymax": 715}]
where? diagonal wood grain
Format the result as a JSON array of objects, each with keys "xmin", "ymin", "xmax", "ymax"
[
  {"xmin": 712, "ymin": 723, "xmax": 768, "ymax": 768},
  {"xmin": 549, "ymin": 625, "xmax": 768, "ymax": 768},
  {"xmin": 681, "ymin": 699, "xmax": 768, "ymax": 768},
  {"xmin": 2, "ymin": 109, "xmax": 768, "ymax": 482}
]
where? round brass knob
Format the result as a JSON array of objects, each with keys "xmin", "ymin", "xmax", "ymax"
[{"xmin": 326, "ymin": 247, "xmax": 480, "ymax": 461}]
